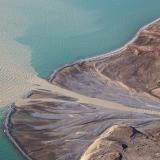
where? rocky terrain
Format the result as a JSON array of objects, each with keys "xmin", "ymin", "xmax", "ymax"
[{"xmin": 5, "ymin": 19, "xmax": 160, "ymax": 160}]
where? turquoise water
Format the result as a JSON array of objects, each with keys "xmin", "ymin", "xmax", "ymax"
[
  {"xmin": 0, "ymin": 108, "xmax": 24, "ymax": 160},
  {"xmin": 18, "ymin": 0, "xmax": 160, "ymax": 76},
  {"xmin": 1, "ymin": 0, "xmax": 160, "ymax": 159}
]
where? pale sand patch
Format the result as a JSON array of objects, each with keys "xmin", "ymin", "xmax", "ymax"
[
  {"xmin": 151, "ymin": 88, "xmax": 160, "ymax": 98},
  {"xmin": 80, "ymin": 125, "xmax": 121, "ymax": 160},
  {"xmin": 16, "ymin": 77, "xmax": 160, "ymax": 116}
]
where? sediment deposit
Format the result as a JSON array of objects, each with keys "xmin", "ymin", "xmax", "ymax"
[{"xmin": 5, "ymin": 19, "xmax": 160, "ymax": 160}]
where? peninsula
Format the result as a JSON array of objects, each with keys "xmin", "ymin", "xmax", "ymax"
[{"xmin": 4, "ymin": 19, "xmax": 160, "ymax": 160}]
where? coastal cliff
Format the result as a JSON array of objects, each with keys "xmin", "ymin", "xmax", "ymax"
[{"xmin": 4, "ymin": 19, "xmax": 160, "ymax": 160}]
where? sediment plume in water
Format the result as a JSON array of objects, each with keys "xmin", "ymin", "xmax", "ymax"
[{"xmin": 0, "ymin": 2, "xmax": 37, "ymax": 107}]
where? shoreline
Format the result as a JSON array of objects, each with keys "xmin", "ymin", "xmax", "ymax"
[
  {"xmin": 3, "ymin": 17, "xmax": 160, "ymax": 160},
  {"xmin": 3, "ymin": 104, "xmax": 32, "ymax": 160},
  {"xmin": 47, "ymin": 17, "xmax": 160, "ymax": 82}
]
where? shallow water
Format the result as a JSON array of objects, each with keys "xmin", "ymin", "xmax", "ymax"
[
  {"xmin": 0, "ymin": 0, "xmax": 160, "ymax": 159},
  {"xmin": 0, "ymin": 108, "xmax": 24, "ymax": 160}
]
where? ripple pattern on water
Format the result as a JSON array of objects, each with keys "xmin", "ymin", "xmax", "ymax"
[{"xmin": 0, "ymin": 1, "xmax": 37, "ymax": 107}]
